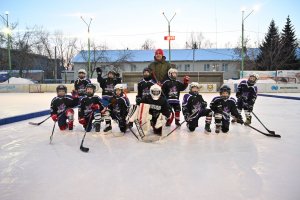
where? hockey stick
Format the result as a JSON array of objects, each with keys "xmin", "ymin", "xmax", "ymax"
[
  {"xmin": 80, "ymin": 112, "xmax": 94, "ymax": 153},
  {"xmin": 49, "ymin": 121, "xmax": 57, "ymax": 144},
  {"xmin": 29, "ymin": 115, "xmax": 51, "ymax": 126},
  {"xmin": 245, "ymin": 124, "xmax": 281, "ymax": 138},
  {"xmin": 160, "ymin": 109, "xmax": 200, "ymax": 140},
  {"xmin": 251, "ymin": 112, "xmax": 275, "ymax": 134}
]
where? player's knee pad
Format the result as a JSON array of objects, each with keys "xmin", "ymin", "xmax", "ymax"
[
  {"xmin": 244, "ymin": 110, "xmax": 251, "ymax": 117},
  {"xmin": 215, "ymin": 113, "xmax": 222, "ymax": 120}
]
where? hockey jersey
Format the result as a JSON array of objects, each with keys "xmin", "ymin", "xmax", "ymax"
[
  {"xmin": 78, "ymin": 95, "xmax": 104, "ymax": 118},
  {"xmin": 74, "ymin": 78, "xmax": 91, "ymax": 96},
  {"xmin": 136, "ymin": 78, "xmax": 155, "ymax": 104},
  {"xmin": 236, "ymin": 80, "xmax": 258, "ymax": 105},
  {"xmin": 108, "ymin": 94, "xmax": 130, "ymax": 121},
  {"xmin": 50, "ymin": 95, "xmax": 78, "ymax": 115},
  {"xmin": 182, "ymin": 93, "xmax": 207, "ymax": 120},
  {"xmin": 97, "ymin": 76, "xmax": 122, "ymax": 98},
  {"xmin": 162, "ymin": 78, "xmax": 188, "ymax": 104},
  {"xmin": 140, "ymin": 95, "xmax": 171, "ymax": 119},
  {"xmin": 210, "ymin": 96, "xmax": 241, "ymax": 121}
]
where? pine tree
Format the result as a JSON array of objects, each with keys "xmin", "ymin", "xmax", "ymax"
[
  {"xmin": 256, "ymin": 19, "xmax": 281, "ymax": 70},
  {"xmin": 279, "ymin": 16, "xmax": 298, "ymax": 69}
]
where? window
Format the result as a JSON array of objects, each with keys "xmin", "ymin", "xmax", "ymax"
[
  {"xmin": 184, "ymin": 64, "xmax": 190, "ymax": 71},
  {"xmin": 222, "ymin": 63, "xmax": 228, "ymax": 72},
  {"xmin": 131, "ymin": 65, "xmax": 136, "ymax": 71},
  {"xmin": 204, "ymin": 64, "xmax": 210, "ymax": 71}
]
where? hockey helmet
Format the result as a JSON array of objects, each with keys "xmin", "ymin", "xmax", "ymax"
[
  {"xmin": 78, "ymin": 69, "xmax": 87, "ymax": 74},
  {"xmin": 219, "ymin": 85, "xmax": 231, "ymax": 99},
  {"xmin": 56, "ymin": 84, "xmax": 67, "ymax": 93},
  {"xmin": 248, "ymin": 73, "xmax": 259, "ymax": 85},
  {"xmin": 168, "ymin": 68, "xmax": 178, "ymax": 80},
  {"xmin": 85, "ymin": 83, "xmax": 96, "ymax": 96},
  {"xmin": 150, "ymin": 84, "xmax": 161, "ymax": 100}
]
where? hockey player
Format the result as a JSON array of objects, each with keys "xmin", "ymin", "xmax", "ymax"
[
  {"xmin": 96, "ymin": 67, "xmax": 122, "ymax": 131},
  {"xmin": 210, "ymin": 85, "xmax": 244, "ymax": 133},
  {"xmin": 136, "ymin": 68, "xmax": 156, "ymax": 105},
  {"xmin": 140, "ymin": 84, "xmax": 171, "ymax": 136},
  {"xmin": 162, "ymin": 68, "xmax": 190, "ymax": 126},
  {"xmin": 182, "ymin": 82, "xmax": 213, "ymax": 133},
  {"xmin": 50, "ymin": 85, "xmax": 79, "ymax": 130},
  {"xmin": 107, "ymin": 84, "xmax": 130, "ymax": 133},
  {"xmin": 74, "ymin": 69, "xmax": 91, "ymax": 97},
  {"xmin": 78, "ymin": 83, "xmax": 104, "ymax": 132},
  {"xmin": 232, "ymin": 73, "xmax": 259, "ymax": 125}
]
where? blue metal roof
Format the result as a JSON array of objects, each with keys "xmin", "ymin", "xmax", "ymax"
[{"xmin": 71, "ymin": 48, "xmax": 300, "ymax": 63}]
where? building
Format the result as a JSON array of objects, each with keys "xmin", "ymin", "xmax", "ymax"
[{"xmin": 71, "ymin": 49, "xmax": 240, "ymax": 81}]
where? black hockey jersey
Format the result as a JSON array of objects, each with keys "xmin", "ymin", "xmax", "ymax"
[
  {"xmin": 182, "ymin": 92, "xmax": 207, "ymax": 120},
  {"xmin": 136, "ymin": 78, "xmax": 155, "ymax": 104},
  {"xmin": 236, "ymin": 80, "xmax": 258, "ymax": 105},
  {"xmin": 50, "ymin": 95, "xmax": 78, "ymax": 115},
  {"xmin": 78, "ymin": 95, "xmax": 104, "ymax": 118},
  {"xmin": 108, "ymin": 94, "xmax": 130, "ymax": 120},
  {"xmin": 97, "ymin": 76, "xmax": 122, "ymax": 98},
  {"xmin": 210, "ymin": 96, "xmax": 241, "ymax": 121},
  {"xmin": 162, "ymin": 78, "xmax": 188, "ymax": 104},
  {"xmin": 140, "ymin": 95, "xmax": 171, "ymax": 119},
  {"xmin": 74, "ymin": 78, "xmax": 91, "ymax": 96}
]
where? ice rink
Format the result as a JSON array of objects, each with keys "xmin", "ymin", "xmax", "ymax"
[{"xmin": 1, "ymin": 92, "xmax": 300, "ymax": 200}]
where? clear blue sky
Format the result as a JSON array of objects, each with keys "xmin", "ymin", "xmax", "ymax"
[{"xmin": 1, "ymin": 0, "xmax": 300, "ymax": 50}]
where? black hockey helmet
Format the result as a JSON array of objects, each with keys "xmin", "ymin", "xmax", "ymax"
[
  {"xmin": 56, "ymin": 85, "xmax": 67, "ymax": 93},
  {"xmin": 85, "ymin": 83, "xmax": 96, "ymax": 92},
  {"xmin": 143, "ymin": 68, "xmax": 151, "ymax": 74},
  {"xmin": 219, "ymin": 85, "xmax": 231, "ymax": 99},
  {"xmin": 108, "ymin": 70, "xmax": 116, "ymax": 76},
  {"xmin": 143, "ymin": 68, "xmax": 152, "ymax": 80}
]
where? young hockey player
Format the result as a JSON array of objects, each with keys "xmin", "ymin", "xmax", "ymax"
[
  {"xmin": 182, "ymin": 82, "xmax": 213, "ymax": 133},
  {"xmin": 162, "ymin": 68, "xmax": 190, "ymax": 126},
  {"xmin": 136, "ymin": 68, "xmax": 156, "ymax": 105},
  {"xmin": 74, "ymin": 69, "xmax": 91, "ymax": 97},
  {"xmin": 232, "ymin": 73, "xmax": 259, "ymax": 125},
  {"xmin": 140, "ymin": 84, "xmax": 171, "ymax": 136},
  {"xmin": 96, "ymin": 67, "xmax": 122, "ymax": 131},
  {"xmin": 78, "ymin": 83, "xmax": 104, "ymax": 132},
  {"xmin": 210, "ymin": 85, "xmax": 244, "ymax": 133},
  {"xmin": 107, "ymin": 84, "xmax": 130, "ymax": 133},
  {"xmin": 50, "ymin": 85, "xmax": 79, "ymax": 130}
]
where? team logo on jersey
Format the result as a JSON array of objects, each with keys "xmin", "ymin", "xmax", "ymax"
[
  {"xmin": 150, "ymin": 104, "xmax": 161, "ymax": 111},
  {"xmin": 142, "ymin": 88, "xmax": 150, "ymax": 96},
  {"xmin": 58, "ymin": 104, "xmax": 66, "ymax": 114},
  {"xmin": 169, "ymin": 86, "xmax": 178, "ymax": 98},
  {"xmin": 207, "ymin": 84, "xmax": 213, "ymax": 91},
  {"xmin": 192, "ymin": 102, "xmax": 201, "ymax": 115},
  {"xmin": 106, "ymin": 84, "xmax": 114, "ymax": 92}
]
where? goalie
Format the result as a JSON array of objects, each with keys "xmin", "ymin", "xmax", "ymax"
[{"xmin": 140, "ymin": 84, "xmax": 171, "ymax": 136}]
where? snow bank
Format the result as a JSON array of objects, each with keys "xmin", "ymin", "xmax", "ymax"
[{"xmin": 0, "ymin": 77, "xmax": 35, "ymax": 84}]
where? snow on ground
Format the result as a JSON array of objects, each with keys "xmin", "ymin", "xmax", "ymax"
[
  {"xmin": 1, "ymin": 93, "xmax": 300, "ymax": 200},
  {"xmin": 0, "ymin": 77, "xmax": 35, "ymax": 84}
]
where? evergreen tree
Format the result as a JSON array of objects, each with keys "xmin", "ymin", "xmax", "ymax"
[
  {"xmin": 256, "ymin": 19, "xmax": 281, "ymax": 70},
  {"xmin": 280, "ymin": 15, "xmax": 298, "ymax": 68}
]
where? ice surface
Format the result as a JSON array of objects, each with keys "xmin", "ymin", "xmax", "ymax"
[{"xmin": 1, "ymin": 93, "xmax": 300, "ymax": 200}]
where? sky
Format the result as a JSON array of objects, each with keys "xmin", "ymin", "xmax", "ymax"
[{"xmin": 1, "ymin": 0, "xmax": 300, "ymax": 50}]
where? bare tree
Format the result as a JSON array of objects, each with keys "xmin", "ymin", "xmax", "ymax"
[
  {"xmin": 141, "ymin": 39, "xmax": 155, "ymax": 50},
  {"xmin": 185, "ymin": 32, "xmax": 204, "ymax": 49}
]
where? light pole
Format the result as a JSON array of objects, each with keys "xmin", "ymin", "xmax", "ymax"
[
  {"xmin": 1, "ymin": 11, "xmax": 12, "ymax": 83},
  {"xmin": 241, "ymin": 9, "xmax": 254, "ymax": 78},
  {"xmin": 80, "ymin": 16, "xmax": 92, "ymax": 79},
  {"xmin": 162, "ymin": 12, "xmax": 176, "ymax": 63}
]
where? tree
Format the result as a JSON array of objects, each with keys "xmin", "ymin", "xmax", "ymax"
[
  {"xmin": 234, "ymin": 36, "xmax": 258, "ymax": 70},
  {"xmin": 141, "ymin": 39, "xmax": 155, "ymax": 50},
  {"xmin": 256, "ymin": 19, "xmax": 281, "ymax": 70},
  {"xmin": 185, "ymin": 32, "xmax": 204, "ymax": 49},
  {"xmin": 279, "ymin": 16, "xmax": 298, "ymax": 69}
]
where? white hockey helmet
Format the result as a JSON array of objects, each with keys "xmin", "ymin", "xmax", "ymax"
[
  {"xmin": 150, "ymin": 84, "xmax": 161, "ymax": 100},
  {"xmin": 189, "ymin": 82, "xmax": 200, "ymax": 91},
  {"xmin": 114, "ymin": 84, "xmax": 123, "ymax": 90},
  {"xmin": 248, "ymin": 73, "xmax": 259, "ymax": 85},
  {"xmin": 168, "ymin": 68, "xmax": 178, "ymax": 79},
  {"xmin": 78, "ymin": 69, "xmax": 87, "ymax": 74}
]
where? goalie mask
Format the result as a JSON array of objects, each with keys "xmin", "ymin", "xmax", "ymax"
[
  {"xmin": 168, "ymin": 68, "xmax": 178, "ymax": 80},
  {"xmin": 150, "ymin": 84, "xmax": 161, "ymax": 100}
]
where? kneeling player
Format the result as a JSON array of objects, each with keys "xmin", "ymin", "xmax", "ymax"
[
  {"xmin": 182, "ymin": 82, "xmax": 212, "ymax": 133},
  {"xmin": 78, "ymin": 83, "xmax": 104, "ymax": 132},
  {"xmin": 50, "ymin": 85, "xmax": 79, "ymax": 130},
  {"xmin": 210, "ymin": 85, "xmax": 244, "ymax": 133},
  {"xmin": 108, "ymin": 84, "xmax": 130, "ymax": 133},
  {"xmin": 140, "ymin": 84, "xmax": 171, "ymax": 136}
]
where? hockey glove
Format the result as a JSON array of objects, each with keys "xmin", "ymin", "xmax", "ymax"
[
  {"xmin": 91, "ymin": 103, "xmax": 100, "ymax": 111},
  {"xmin": 136, "ymin": 97, "xmax": 142, "ymax": 105},
  {"xmin": 96, "ymin": 67, "xmax": 102, "ymax": 76},
  {"xmin": 79, "ymin": 118, "xmax": 86, "ymax": 125},
  {"xmin": 183, "ymin": 76, "xmax": 190, "ymax": 85},
  {"xmin": 51, "ymin": 114, "xmax": 58, "ymax": 122}
]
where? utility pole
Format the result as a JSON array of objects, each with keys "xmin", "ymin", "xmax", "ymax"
[{"xmin": 162, "ymin": 12, "xmax": 176, "ymax": 63}]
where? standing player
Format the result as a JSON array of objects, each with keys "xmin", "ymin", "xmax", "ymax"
[
  {"xmin": 232, "ymin": 73, "xmax": 259, "ymax": 125},
  {"xmin": 140, "ymin": 84, "xmax": 171, "ymax": 136},
  {"xmin": 136, "ymin": 68, "xmax": 156, "ymax": 105},
  {"xmin": 74, "ymin": 69, "xmax": 91, "ymax": 97},
  {"xmin": 108, "ymin": 84, "xmax": 130, "ymax": 133},
  {"xmin": 162, "ymin": 68, "xmax": 189, "ymax": 126},
  {"xmin": 96, "ymin": 67, "xmax": 122, "ymax": 132},
  {"xmin": 50, "ymin": 85, "xmax": 79, "ymax": 130},
  {"xmin": 78, "ymin": 83, "xmax": 104, "ymax": 132},
  {"xmin": 182, "ymin": 82, "xmax": 212, "ymax": 133},
  {"xmin": 210, "ymin": 85, "xmax": 244, "ymax": 133}
]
